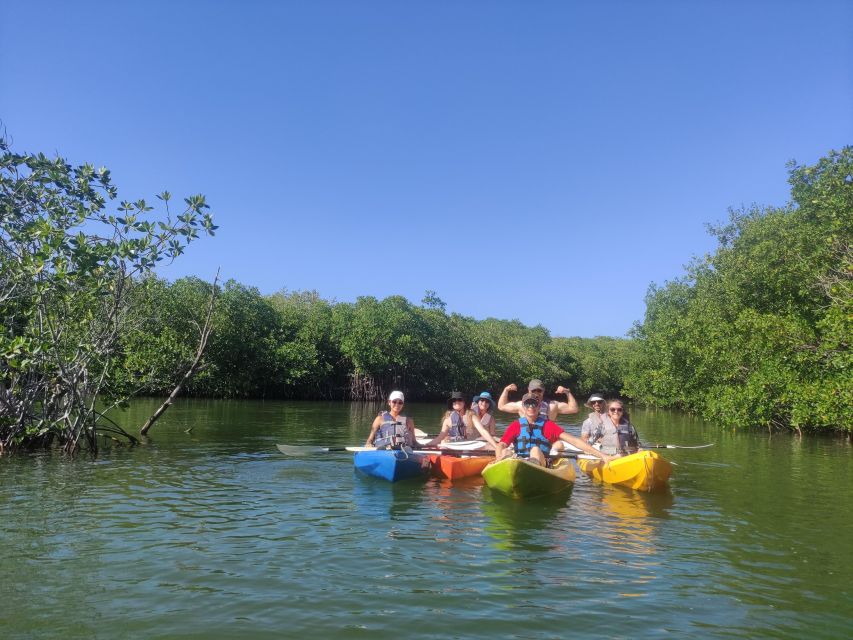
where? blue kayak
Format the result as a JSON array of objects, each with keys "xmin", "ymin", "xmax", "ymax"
[{"xmin": 353, "ymin": 449, "xmax": 432, "ymax": 482}]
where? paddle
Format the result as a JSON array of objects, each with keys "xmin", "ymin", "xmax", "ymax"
[
  {"xmin": 549, "ymin": 452, "xmax": 582, "ymax": 459},
  {"xmin": 643, "ymin": 443, "xmax": 715, "ymax": 449},
  {"xmin": 434, "ymin": 448, "xmax": 496, "ymax": 458},
  {"xmin": 276, "ymin": 444, "xmax": 355, "ymax": 456},
  {"xmin": 276, "ymin": 444, "xmax": 474, "ymax": 456}
]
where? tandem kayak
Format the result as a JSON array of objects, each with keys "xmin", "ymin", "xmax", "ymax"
[
  {"xmin": 353, "ymin": 449, "xmax": 432, "ymax": 482},
  {"xmin": 577, "ymin": 450, "xmax": 672, "ymax": 492},
  {"xmin": 482, "ymin": 457, "xmax": 575, "ymax": 499},
  {"xmin": 429, "ymin": 453, "xmax": 493, "ymax": 480}
]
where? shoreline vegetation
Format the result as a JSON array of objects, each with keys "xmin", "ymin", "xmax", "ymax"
[{"xmin": 1, "ymin": 132, "xmax": 850, "ymax": 451}]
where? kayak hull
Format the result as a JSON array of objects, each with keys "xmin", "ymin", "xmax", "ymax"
[
  {"xmin": 353, "ymin": 450, "xmax": 431, "ymax": 482},
  {"xmin": 577, "ymin": 450, "xmax": 672, "ymax": 492},
  {"xmin": 482, "ymin": 457, "xmax": 575, "ymax": 499},
  {"xmin": 429, "ymin": 454, "xmax": 492, "ymax": 480}
]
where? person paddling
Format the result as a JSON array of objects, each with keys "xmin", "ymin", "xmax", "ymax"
[
  {"xmin": 580, "ymin": 393, "xmax": 607, "ymax": 444},
  {"xmin": 587, "ymin": 399, "xmax": 643, "ymax": 456},
  {"xmin": 365, "ymin": 390, "xmax": 417, "ymax": 449},
  {"xmin": 426, "ymin": 391, "xmax": 499, "ymax": 449},
  {"xmin": 495, "ymin": 394, "xmax": 611, "ymax": 467},
  {"xmin": 497, "ymin": 379, "xmax": 579, "ymax": 422}
]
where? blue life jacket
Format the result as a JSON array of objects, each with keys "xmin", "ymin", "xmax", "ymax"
[
  {"xmin": 374, "ymin": 411, "xmax": 409, "ymax": 449},
  {"xmin": 514, "ymin": 417, "xmax": 551, "ymax": 458},
  {"xmin": 448, "ymin": 411, "xmax": 467, "ymax": 441}
]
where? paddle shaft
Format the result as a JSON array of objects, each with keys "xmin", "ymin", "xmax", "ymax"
[
  {"xmin": 276, "ymin": 444, "xmax": 351, "ymax": 456},
  {"xmin": 644, "ymin": 443, "xmax": 714, "ymax": 449}
]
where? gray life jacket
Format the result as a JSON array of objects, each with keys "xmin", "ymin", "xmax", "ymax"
[
  {"xmin": 374, "ymin": 411, "xmax": 409, "ymax": 449},
  {"xmin": 448, "ymin": 411, "xmax": 467, "ymax": 441},
  {"xmin": 590, "ymin": 419, "xmax": 640, "ymax": 455},
  {"xmin": 616, "ymin": 423, "xmax": 640, "ymax": 455}
]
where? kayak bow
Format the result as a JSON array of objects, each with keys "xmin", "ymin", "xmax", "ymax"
[
  {"xmin": 577, "ymin": 450, "xmax": 672, "ymax": 492},
  {"xmin": 353, "ymin": 449, "xmax": 432, "ymax": 482},
  {"xmin": 482, "ymin": 457, "xmax": 575, "ymax": 499}
]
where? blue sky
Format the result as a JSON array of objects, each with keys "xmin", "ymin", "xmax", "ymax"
[{"xmin": 2, "ymin": 1, "xmax": 851, "ymax": 338}]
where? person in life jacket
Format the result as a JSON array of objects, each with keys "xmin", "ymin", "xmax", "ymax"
[
  {"xmin": 425, "ymin": 391, "xmax": 499, "ymax": 449},
  {"xmin": 495, "ymin": 394, "xmax": 612, "ymax": 467},
  {"xmin": 365, "ymin": 390, "xmax": 417, "ymax": 449},
  {"xmin": 587, "ymin": 399, "xmax": 642, "ymax": 456},
  {"xmin": 497, "ymin": 379, "xmax": 579, "ymax": 422},
  {"xmin": 580, "ymin": 393, "xmax": 608, "ymax": 444},
  {"xmin": 470, "ymin": 391, "xmax": 497, "ymax": 439}
]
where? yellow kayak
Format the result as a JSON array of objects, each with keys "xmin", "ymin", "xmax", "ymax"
[{"xmin": 577, "ymin": 450, "xmax": 672, "ymax": 492}]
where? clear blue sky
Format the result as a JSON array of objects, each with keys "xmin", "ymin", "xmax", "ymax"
[{"xmin": 2, "ymin": 1, "xmax": 851, "ymax": 338}]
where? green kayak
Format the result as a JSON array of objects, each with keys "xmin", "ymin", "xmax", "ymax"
[{"xmin": 482, "ymin": 457, "xmax": 575, "ymax": 499}]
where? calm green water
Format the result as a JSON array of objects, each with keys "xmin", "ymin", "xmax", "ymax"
[{"xmin": 2, "ymin": 400, "xmax": 851, "ymax": 639}]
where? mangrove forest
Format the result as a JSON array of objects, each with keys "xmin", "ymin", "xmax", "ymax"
[{"xmin": 1, "ymin": 133, "xmax": 850, "ymax": 451}]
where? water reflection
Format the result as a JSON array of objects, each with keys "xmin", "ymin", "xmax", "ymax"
[
  {"xmin": 593, "ymin": 486, "xmax": 673, "ymax": 558},
  {"xmin": 481, "ymin": 488, "xmax": 571, "ymax": 552},
  {"xmin": 4, "ymin": 400, "xmax": 852, "ymax": 639},
  {"xmin": 350, "ymin": 471, "xmax": 430, "ymax": 522}
]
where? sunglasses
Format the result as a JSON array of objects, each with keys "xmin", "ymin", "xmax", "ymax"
[
  {"xmin": 523, "ymin": 401, "xmax": 539, "ymax": 408},
  {"xmin": 608, "ymin": 407, "xmax": 623, "ymax": 413},
  {"xmin": 591, "ymin": 400, "xmax": 604, "ymax": 405},
  {"xmin": 390, "ymin": 400, "xmax": 404, "ymax": 405}
]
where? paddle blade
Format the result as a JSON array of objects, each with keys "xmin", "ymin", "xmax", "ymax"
[{"xmin": 276, "ymin": 444, "xmax": 348, "ymax": 456}]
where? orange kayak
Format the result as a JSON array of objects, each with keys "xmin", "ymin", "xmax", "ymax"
[{"xmin": 429, "ymin": 453, "xmax": 493, "ymax": 480}]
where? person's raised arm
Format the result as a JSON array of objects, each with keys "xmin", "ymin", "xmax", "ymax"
[
  {"xmin": 498, "ymin": 383, "xmax": 521, "ymax": 414},
  {"xmin": 553, "ymin": 386, "xmax": 579, "ymax": 415}
]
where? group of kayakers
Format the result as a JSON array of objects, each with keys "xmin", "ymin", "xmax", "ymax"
[{"xmin": 365, "ymin": 379, "xmax": 645, "ymax": 468}]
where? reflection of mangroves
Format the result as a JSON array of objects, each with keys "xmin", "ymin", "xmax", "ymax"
[{"xmin": 481, "ymin": 488, "xmax": 571, "ymax": 553}]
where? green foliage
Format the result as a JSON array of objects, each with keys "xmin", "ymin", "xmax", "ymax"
[
  {"xmin": 0, "ymin": 133, "xmax": 215, "ymax": 450},
  {"xmin": 112, "ymin": 278, "xmax": 635, "ymax": 405},
  {"xmin": 625, "ymin": 147, "xmax": 852, "ymax": 433},
  {"xmin": 549, "ymin": 336, "xmax": 635, "ymax": 398}
]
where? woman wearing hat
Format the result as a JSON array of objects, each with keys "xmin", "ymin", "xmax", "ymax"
[
  {"xmin": 470, "ymin": 391, "xmax": 498, "ymax": 439},
  {"xmin": 425, "ymin": 391, "xmax": 499, "ymax": 449},
  {"xmin": 365, "ymin": 390, "xmax": 417, "ymax": 449},
  {"xmin": 581, "ymin": 393, "xmax": 608, "ymax": 444},
  {"xmin": 587, "ymin": 399, "xmax": 642, "ymax": 456}
]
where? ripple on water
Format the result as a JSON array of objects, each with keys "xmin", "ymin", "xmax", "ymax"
[{"xmin": 3, "ymin": 405, "xmax": 852, "ymax": 639}]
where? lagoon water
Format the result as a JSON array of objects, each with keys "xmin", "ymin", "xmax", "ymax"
[{"xmin": 2, "ymin": 400, "xmax": 851, "ymax": 639}]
